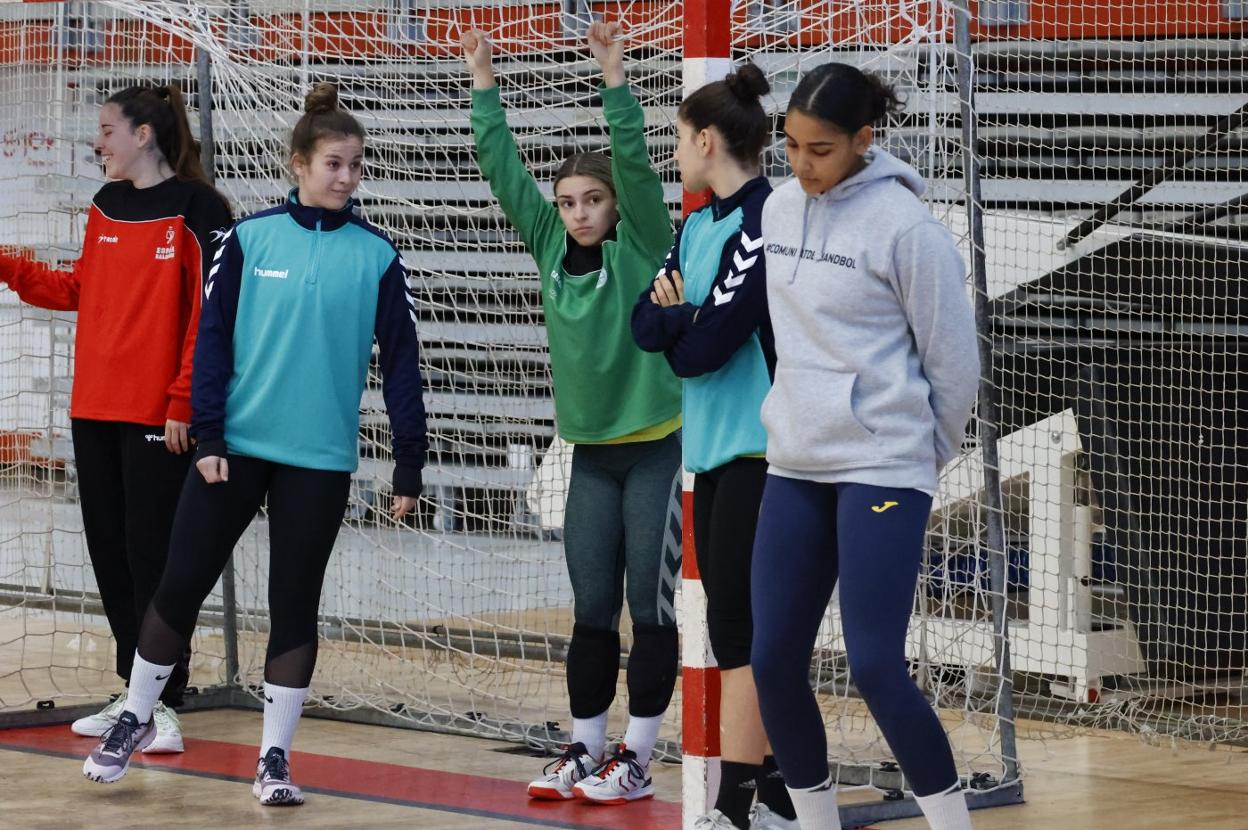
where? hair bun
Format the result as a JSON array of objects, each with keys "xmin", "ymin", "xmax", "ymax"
[
  {"xmin": 724, "ymin": 63, "xmax": 770, "ymax": 102},
  {"xmin": 303, "ymin": 82, "xmax": 340, "ymax": 115}
]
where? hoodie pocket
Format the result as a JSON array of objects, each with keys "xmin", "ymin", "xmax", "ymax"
[{"xmin": 761, "ymin": 366, "xmax": 878, "ymax": 470}]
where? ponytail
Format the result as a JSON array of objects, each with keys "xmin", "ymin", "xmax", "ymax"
[
  {"xmin": 106, "ymin": 84, "xmax": 209, "ymax": 183},
  {"xmin": 159, "ymin": 85, "xmax": 208, "ymax": 182}
]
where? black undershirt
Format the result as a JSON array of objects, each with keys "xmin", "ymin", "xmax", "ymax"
[{"xmin": 561, "ymin": 227, "xmax": 617, "ymax": 276}]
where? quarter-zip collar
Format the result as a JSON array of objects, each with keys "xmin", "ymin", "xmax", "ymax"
[
  {"xmin": 709, "ymin": 175, "xmax": 770, "ymax": 222},
  {"xmin": 286, "ymin": 187, "xmax": 356, "ymax": 232}
]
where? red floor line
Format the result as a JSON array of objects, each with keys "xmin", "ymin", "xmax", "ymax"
[{"xmin": 0, "ymin": 724, "xmax": 682, "ymax": 830}]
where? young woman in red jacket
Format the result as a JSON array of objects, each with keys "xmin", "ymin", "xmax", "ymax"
[{"xmin": 0, "ymin": 85, "xmax": 232, "ymax": 753}]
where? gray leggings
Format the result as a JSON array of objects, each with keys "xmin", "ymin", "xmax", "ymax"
[
  {"xmin": 563, "ymin": 431, "xmax": 682, "ymax": 629},
  {"xmin": 561, "ymin": 431, "xmax": 682, "ymax": 718}
]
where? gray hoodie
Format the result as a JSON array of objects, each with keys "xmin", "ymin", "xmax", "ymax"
[{"xmin": 759, "ymin": 148, "xmax": 980, "ymax": 494}]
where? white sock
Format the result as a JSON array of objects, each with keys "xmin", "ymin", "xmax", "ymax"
[
  {"xmin": 125, "ymin": 652, "xmax": 175, "ymax": 724},
  {"xmin": 915, "ymin": 783, "xmax": 972, "ymax": 830},
  {"xmin": 571, "ymin": 709, "xmax": 609, "ymax": 761},
  {"xmin": 788, "ymin": 775, "xmax": 842, "ymax": 830},
  {"xmin": 260, "ymin": 682, "xmax": 308, "ymax": 757},
  {"xmin": 622, "ymin": 713, "xmax": 663, "ymax": 766}
]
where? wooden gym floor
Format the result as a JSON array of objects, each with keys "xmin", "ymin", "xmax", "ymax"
[{"xmin": 1, "ymin": 705, "xmax": 1245, "ymax": 829}]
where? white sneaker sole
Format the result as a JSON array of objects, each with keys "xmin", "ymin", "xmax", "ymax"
[
  {"xmin": 573, "ymin": 782, "xmax": 656, "ymax": 805},
  {"xmin": 82, "ymin": 756, "xmax": 132, "ymax": 784},
  {"xmin": 527, "ymin": 782, "xmax": 575, "ymax": 800},
  {"xmin": 141, "ymin": 732, "xmax": 185, "ymax": 754},
  {"xmin": 253, "ymin": 781, "xmax": 305, "ymax": 806}
]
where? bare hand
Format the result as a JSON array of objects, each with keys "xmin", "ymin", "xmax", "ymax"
[
  {"xmin": 652, "ymin": 269, "xmax": 685, "ymax": 307},
  {"xmin": 587, "ymin": 21, "xmax": 625, "ymax": 87},
  {"xmin": 196, "ymin": 455, "xmax": 229, "ymax": 484},
  {"xmin": 164, "ymin": 419, "xmax": 191, "ymax": 454},
  {"xmin": 392, "ymin": 495, "xmax": 417, "ymax": 521},
  {"xmin": 461, "ymin": 29, "xmax": 495, "ymax": 89}
]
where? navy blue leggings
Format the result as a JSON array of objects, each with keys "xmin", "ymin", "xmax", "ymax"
[{"xmin": 750, "ymin": 475, "xmax": 958, "ymax": 796}]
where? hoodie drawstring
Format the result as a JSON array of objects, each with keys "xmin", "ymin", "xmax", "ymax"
[{"xmin": 791, "ymin": 196, "xmax": 813, "ymax": 284}]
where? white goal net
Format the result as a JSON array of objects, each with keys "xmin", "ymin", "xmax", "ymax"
[{"xmin": 2, "ymin": 0, "xmax": 1246, "ymax": 818}]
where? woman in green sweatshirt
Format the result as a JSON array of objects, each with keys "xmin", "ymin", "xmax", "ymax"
[{"xmin": 462, "ymin": 22, "xmax": 682, "ymax": 805}]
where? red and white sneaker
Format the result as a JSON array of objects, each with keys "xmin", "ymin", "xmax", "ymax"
[
  {"xmin": 527, "ymin": 741, "xmax": 599, "ymax": 800},
  {"xmin": 572, "ymin": 743, "xmax": 655, "ymax": 805}
]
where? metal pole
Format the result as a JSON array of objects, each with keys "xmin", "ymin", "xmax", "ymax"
[
  {"xmin": 194, "ymin": 45, "xmax": 239, "ymax": 691},
  {"xmin": 195, "ymin": 48, "xmax": 216, "ymax": 186},
  {"xmin": 951, "ymin": 0, "xmax": 1020, "ymax": 785}
]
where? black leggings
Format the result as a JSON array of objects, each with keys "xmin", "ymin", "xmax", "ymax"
[
  {"xmin": 693, "ymin": 457, "xmax": 768, "ymax": 670},
  {"xmin": 139, "ymin": 454, "xmax": 350, "ymax": 688},
  {"xmin": 71, "ymin": 419, "xmax": 194, "ymax": 706}
]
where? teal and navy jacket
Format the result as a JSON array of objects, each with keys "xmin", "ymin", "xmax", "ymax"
[
  {"xmin": 631, "ymin": 176, "xmax": 774, "ymax": 473},
  {"xmin": 192, "ymin": 190, "xmax": 427, "ymax": 496}
]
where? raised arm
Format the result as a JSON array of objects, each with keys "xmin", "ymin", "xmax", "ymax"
[
  {"xmin": 463, "ymin": 29, "xmax": 563, "ymax": 257},
  {"xmin": 589, "ymin": 21, "xmax": 673, "ymax": 258}
]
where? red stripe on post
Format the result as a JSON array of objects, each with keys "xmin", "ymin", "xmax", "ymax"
[
  {"xmin": 681, "ymin": 666, "xmax": 722, "ymax": 757},
  {"xmin": 681, "ymin": 488, "xmax": 699, "ymax": 580},
  {"xmin": 681, "ymin": 0, "xmax": 733, "ymax": 58},
  {"xmin": 680, "ymin": 0, "xmax": 731, "ymax": 216}
]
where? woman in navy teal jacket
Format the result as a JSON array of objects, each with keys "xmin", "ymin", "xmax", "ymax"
[
  {"xmin": 81, "ymin": 83, "xmax": 427, "ymax": 807},
  {"xmin": 632, "ymin": 65, "xmax": 798, "ymax": 830}
]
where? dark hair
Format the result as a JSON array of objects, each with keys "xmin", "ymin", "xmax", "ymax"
[
  {"xmin": 788, "ymin": 63, "xmax": 903, "ymax": 134},
  {"xmin": 106, "ymin": 84, "xmax": 207, "ymax": 182},
  {"xmin": 290, "ymin": 82, "xmax": 365, "ymax": 160},
  {"xmin": 676, "ymin": 62, "xmax": 770, "ymax": 166},
  {"xmin": 553, "ymin": 152, "xmax": 615, "ymax": 198}
]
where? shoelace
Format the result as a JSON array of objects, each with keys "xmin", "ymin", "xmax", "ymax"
[
  {"xmin": 100, "ymin": 718, "xmax": 140, "ymax": 755},
  {"xmin": 262, "ymin": 752, "xmax": 292, "ymax": 783},
  {"xmin": 595, "ymin": 752, "xmax": 646, "ymax": 786},
  {"xmin": 543, "ymin": 746, "xmax": 589, "ymax": 780}
]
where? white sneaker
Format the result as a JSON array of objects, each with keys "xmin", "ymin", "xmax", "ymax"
[
  {"xmin": 142, "ymin": 702, "xmax": 185, "ymax": 754},
  {"xmin": 572, "ymin": 743, "xmax": 655, "ymax": 804},
  {"xmin": 695, "ymin": 809, "xmax": 741, "ymax": 828},
  {"xmin": 71, "ymin": 692, "xmax": 128, "ymax": 737},
  {"xmin": 527, "ymin": 741, "xmax": 599, "ymax": 800},
  {"xmin": 750, "ymin": 803, "xmax": 802, "ymax": 829},
  {"xmin": 253, "ymin": 747, "xmax": 304, "ymax": 806}
]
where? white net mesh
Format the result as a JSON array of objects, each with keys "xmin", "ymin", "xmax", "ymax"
[{"xmin": 2, "ymin": 0, "xmax": 1246, "ymax": 809}]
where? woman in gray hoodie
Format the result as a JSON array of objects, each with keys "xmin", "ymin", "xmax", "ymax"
[{"xmin": 749, "ymin": 64, "xmax": 980, "ymax": 830}]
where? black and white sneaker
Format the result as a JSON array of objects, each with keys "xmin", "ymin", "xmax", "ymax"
[
  {"xmin": 572, "ymin": 743, "xmax": 655, "ymax": 804},
  {"xmin": 82, "ymin": 711, "xmax": 155, "ymax": 783},
  {"xmin": 252, "ymin": 747, "xmax": 304, "ymax": 806}
]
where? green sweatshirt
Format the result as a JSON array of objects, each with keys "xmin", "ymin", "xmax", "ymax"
[{"xmin": 470, "ymin": 83, "xmax": 682, "ymax": 443}]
